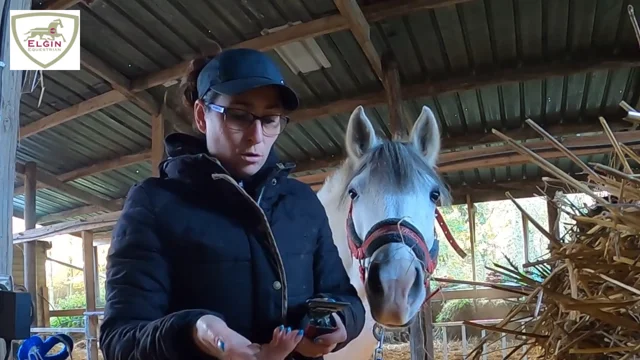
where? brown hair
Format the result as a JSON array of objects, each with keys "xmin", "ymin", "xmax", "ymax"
[
  {"xmin": 180, "ymin": 57, "xmax": 213, "ymax": 110},
  {"xmin": 178, "ymin": 42, "xmax": 222, "ymax": 133}
]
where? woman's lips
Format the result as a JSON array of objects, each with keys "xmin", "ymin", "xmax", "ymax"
[{"xmin": 240, "ymin": 152, "xmax": 262, "ymax": 163}]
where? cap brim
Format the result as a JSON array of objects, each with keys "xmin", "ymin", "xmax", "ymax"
[{"xmin": 210, "ymin": 77, "xmax": 299, "ymax": 111}]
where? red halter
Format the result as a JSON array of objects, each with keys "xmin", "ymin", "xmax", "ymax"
[{"xmin": 345, "ymin": 202, "xmax": 467, "ymax": 302}]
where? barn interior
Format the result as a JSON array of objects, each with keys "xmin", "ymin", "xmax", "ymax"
[{"xmin": 2, "ymin": 0, "xmax": 640, "ymax": 359}]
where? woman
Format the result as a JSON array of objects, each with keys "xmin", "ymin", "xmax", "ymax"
[{"xmin": 99, "ymin": 48, "xmax": 365, "ymax": 360}]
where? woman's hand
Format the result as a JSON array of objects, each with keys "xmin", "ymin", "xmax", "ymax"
[
  {"xmin": 294, "ymin": 313, "xmax": 348, "ymax": 358},
  {"xmin": 193, "ymin": 314, "xmax": 259, "ymax": 359}
]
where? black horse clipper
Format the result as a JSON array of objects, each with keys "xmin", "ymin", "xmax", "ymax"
[{"xmin": 302, "ymin": 298, "xmax": 350, "ymax": 339}]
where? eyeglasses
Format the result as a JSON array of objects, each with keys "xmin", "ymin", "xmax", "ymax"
[{"xmin": 208, "ymin": 104, "xmax": 289, "ymax": 136}]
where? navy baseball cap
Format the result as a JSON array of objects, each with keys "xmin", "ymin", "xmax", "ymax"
[{"xmin": 197, "ymin": 48, "xmax": 299, "ymax": 111}]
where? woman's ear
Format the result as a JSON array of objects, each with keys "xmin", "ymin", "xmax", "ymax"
[
  {"xmin": 193, "ymin": 99, "xmax": 207, "ymax": 134},
  {"xmin": 345, "ymin": 106, "xmax": 379, "ymax": 161}
]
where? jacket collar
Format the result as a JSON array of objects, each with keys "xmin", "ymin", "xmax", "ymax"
[{"xmin": 159, "ymin": 133, "xmax": 294, "ymax": 191}]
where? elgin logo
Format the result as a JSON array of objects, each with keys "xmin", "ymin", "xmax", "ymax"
[{"xmin": 10, "ymin": 10, "xmax": 80, "ymax": 70}]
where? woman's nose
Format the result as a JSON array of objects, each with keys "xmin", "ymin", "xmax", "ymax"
[{"xmin": 246, "ymin": 120, "xmax": 264, "ymax": 144}]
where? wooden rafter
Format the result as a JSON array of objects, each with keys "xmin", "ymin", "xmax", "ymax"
[
  {"xmin": 79, "ymin": 49, "xmax": 192, "ymax": 134},
  {"xmin": 34, "ymin": 126, "xmax": 639, "ymax": 224},
  {"xmin": 295, "ymin": 129, "xmax": 640, "ymax": 186},
  {"xmin": 40, "ymin": 0, "xmax": 82, "ymax": 9},
  {"xmin": 290, "ymin": 54, "xmax": 640, "ymax": 123},
  {"xmin": 15, "ymin": 163, "xmax": 120, "ymax": 212},
  {"xmin": 334, "ymin": 0, "xmax": 383, "ymax": 80},
  {"xmin": 293, "ymin": 118, "xmax": 631, "ymax": 173},
  {"xmin": 38, "ymin": 199, "xmax": 124, "ymax": 225},
  {"xmin": 15, "ymin": 55, "xmax": 636, "ymax": 203},
  {"xmin": 382, "ymin": 51, "xmax": 406, "ymax": 137},
  {"xmin": 14, "ymin": 150, "xmax": 151, "ymax": 195},
  {"xmin": 23, "ymin": 117, "xmax": 631, "ymax": 223},
  {"xmin": 18, "ymin": 0, "xmax": 474, "ymax": 140},
  {"xmin": 13, "ymin": 211, "xmax": 121, "ymax": 244},
  {"xmin": 18, "ymin": 176, "xmax": 572, "ymax": 245}
]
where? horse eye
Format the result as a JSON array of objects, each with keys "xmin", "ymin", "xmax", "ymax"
[
  {"xmin": 348, "ymin": 189, "xmax": 358, "ymax": 200},
  {"xmin": 430, "ymin": 190, "xmax": 440, "ymax": 203}
]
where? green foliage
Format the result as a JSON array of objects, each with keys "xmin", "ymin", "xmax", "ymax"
[
  {"xmin": 436, "ymin": 299, "xmax": 473, "ymax": 322},
  {"xmin": 49, "ymin": 288, "xmax": 106, "ymax": 328},
  {"xmin": 432, "ymin": 197, "xmax": 550, "ymax": 283}
]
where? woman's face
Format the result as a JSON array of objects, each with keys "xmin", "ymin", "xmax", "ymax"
[{"xmin": 193, "ymin": 86, "xmax": 284, "ymax": 179}]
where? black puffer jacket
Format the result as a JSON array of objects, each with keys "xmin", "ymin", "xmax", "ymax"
[{"xmin": 99, "ymin": 133, "xmax": 365, "ymax": 360}]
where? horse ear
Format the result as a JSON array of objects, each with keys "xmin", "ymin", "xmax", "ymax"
[
  {"xmin": 345, "ymin": 106, "xmax": 379, "ymax": 160},
  {"xmin": 410, "ymin": 106, "xmax": 441, "ymax": 167}
]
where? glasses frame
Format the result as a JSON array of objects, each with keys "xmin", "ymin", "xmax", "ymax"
[{"xmin": 207, "ymin": 103, "xmax": 290, "ymax": 137}]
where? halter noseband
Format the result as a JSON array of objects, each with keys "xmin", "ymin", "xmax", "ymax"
[{"xmin": 345, "ymin": 201, "xmax": 438, "ymax": 288}]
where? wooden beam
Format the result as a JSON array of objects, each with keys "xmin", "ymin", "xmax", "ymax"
[
  {"xmin": 21, "ymin": 116, "xmax": 628, "ymax": 209},
  {"xmin": 466, "ymin": 195, "xmax": 477, "ymax": 282},
  {"xmin": 382, "ymin": 51, "xmax": 406, "ymax": 138},
  {"xmin": 294, "ymin": 128, "xmax": 640, "ymax": 184},
  {"xmin": 151, "ymin": 95, "xmax": 166, "ymax": 177},
  {"xmin": 289, "ymin": 55, "xmax": 640, "ymax": 123},
  {"xmin": 294, "ymin": 117, "xmax": 630, "ymax": 173},
  {"xmin": 23, "ymin": 162, "xmax": 37, "ymax": 325},
  {"xmin": 14, "ymin": 150, "xmax": 151, "ymax": 195},
  {"xmin": 18, "ymin": 0, "xmax": 470, "ymax": 140},
  {"xmin": 1, "ymin": 1, "xmax": 30, "ymax": 358},
  {"xmin": 522, "ymin": 213, "xmax": 529, "ymax": 263},
  {"xmin": 81, "ymin": 231, "xmax": 99, "ymax": 360},
  {"xmin": 13, "ymin": 211, "xmax": 121, "ymax": 244},
  {"xmin": 15, "ymin": 163, "xmax": 120, "ymax": 212},
  {"xmin": 79, "ymin": 48, "xmax": 192, "ymax": 134},
  {"xmin": 130, "ymin": 0, "xmax": 470, "ymax": 91},
  {"xmin": 2, "ymin": 0, "xmax": 31, "ymax": 278},
  {"xmin": 334, "ymin": 0, "xmax": 383, "ymax": 80},
  {"xmin": 41, "ymin": 0, "xmax": 81, "ymax": 9},
  {"xmin": 19, "ymin": 90, "xmax": 126, "ymax": 139},
  {"xmin": 38, "ymin": 198, "xmax": 124, "ymax": 225}
]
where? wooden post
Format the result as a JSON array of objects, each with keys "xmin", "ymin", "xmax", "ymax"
[
  {"xmin": 547, "ymin": 200, "xmax": 560, "ymax": 239},
  {"xmin": 466, "ymin": 195, "xmax": 477, "ymax": 282},
  {"xmin": 82, "ymin": 231, "xmax": 99, "ymax": 360},
  {"xmin": 381, "ymin": 51, "xmax": 406, "ymax": 139},
  {"xmin": 409, "ymin": 287, "xmax": 434, "ymax": 360},
  {"xmin": 151, "ymin": 116, "xmax": 165, "ymax": 177},
  {"xmin": 1, "ymin": 1, "xmax": 31, "ymax": 358},
  {"xmin": 522, "ymin": 213, "xmax": 529, "ymax": 263},
  {"xmin": 93, "ymin": 246, "xmax": 100, "ymax": 304},
  {"xmin": 151, "ymin": 92, "xmax": 167, "ymax": 177},
  {"xmin": 23, "ymin": 162, "xmax": 38, "ymax": 325}
]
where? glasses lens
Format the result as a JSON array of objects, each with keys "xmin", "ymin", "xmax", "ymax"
[
  {"xmin": 223, "ymin": 108, "xmax": 288, "ymax": 136},
  {"xmin": 224, "ymin": 109, "xmax": 253, "ymax": 130},
  {"xmin": 261, "ymin": 115, "xmax": 287, "ymax": 136}
]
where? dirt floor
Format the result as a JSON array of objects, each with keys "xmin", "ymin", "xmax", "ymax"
[{"xmin": 65, "ymin": 338, "xmax": 539, "ymax": 360}]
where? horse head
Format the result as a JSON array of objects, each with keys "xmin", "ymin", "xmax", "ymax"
[{"xmin": 322, "ymin": 105, "xmax": 450, "ymax": 329}]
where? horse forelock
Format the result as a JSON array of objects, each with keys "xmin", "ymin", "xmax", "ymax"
[{"xmin": 332, "ymin": 140, "xmax": 451, "ymax": 206}]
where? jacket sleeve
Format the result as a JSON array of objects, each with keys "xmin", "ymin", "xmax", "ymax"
[
  {"xmin": 99, "ymin": 181, "xmax": 221, "ymax": 360},
  {"xmin": 311, "ymin": 200, "xmax": 366, "ymax": 352}
]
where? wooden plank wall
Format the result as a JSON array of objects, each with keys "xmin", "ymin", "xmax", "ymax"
[{"xmin": 12, "ymin": 243, "xmax": 49, "ymax": 325}]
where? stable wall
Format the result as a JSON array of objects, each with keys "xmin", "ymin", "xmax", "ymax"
[{"xmin": 12, "ymin": 242, "xmax": 49, "ymax": 325}]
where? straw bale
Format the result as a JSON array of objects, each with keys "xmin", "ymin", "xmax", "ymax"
[{"xmin": 456, "ymin": 118, "xmax": 640, "ymax": 359}]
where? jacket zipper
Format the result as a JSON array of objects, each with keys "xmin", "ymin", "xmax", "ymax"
[{"xmin": 211, "ymin": 171, "xmax": 289, "ymax": 323}]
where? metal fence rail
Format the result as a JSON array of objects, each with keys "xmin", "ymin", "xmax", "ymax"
[
  {"xmin": 32, "ymin": 313, "xmax": 532, "ymax": 359},
  {"xmin": 433, "ymin": 317, "xmax": 533, "ymax": 360}
]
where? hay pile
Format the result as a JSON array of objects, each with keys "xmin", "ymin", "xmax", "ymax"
[
  {"xmin": 382, "ymin": 339, "xmax": 542, "ymax": 360},
  {"xmin": 462, "ymin": 118, "xmax": 640, "ymax": 359}
]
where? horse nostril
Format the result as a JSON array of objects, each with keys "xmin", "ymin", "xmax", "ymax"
[{"xmin": 367, "ymin": 262, "xmax": 383, "ymax": 294}]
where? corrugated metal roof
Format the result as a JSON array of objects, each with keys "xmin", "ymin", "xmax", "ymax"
[{"xmin": 13, "ymin": 0, "xmax": 640, "ymax": 220}]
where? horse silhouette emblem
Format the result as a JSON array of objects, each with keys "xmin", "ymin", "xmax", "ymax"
[
  {"xmin": 23, "ymin": 19, "xmax": 66, "ymax": 42},
  {"xmin": 10, "ymin": 11, "xmax": 79, "ymax": 69}
]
